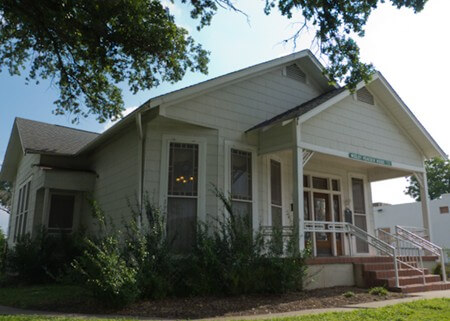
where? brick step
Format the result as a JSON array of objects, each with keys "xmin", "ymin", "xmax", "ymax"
[
  {"xmin": 390, "ymin": 281, "xmax": 450, "ymax": 293},
  {"xmin": 380, "ymin": 274, "xmax": 441, "ymax": 287},
  {"xmin": 362, "ymin": 262, "xmax": 418, "ymax": 271},
  {"xmin": 366, "ymin": 268, "xmax": 430, "ymax": 279}
]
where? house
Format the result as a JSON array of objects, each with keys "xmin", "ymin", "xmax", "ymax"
[
  {"xmin": 1, "ymin": 50, "xmax": 448, "ymax": 291},
  {"xmin": 374, "ymin": 193, "xmax": 450, "ymax": 262}
]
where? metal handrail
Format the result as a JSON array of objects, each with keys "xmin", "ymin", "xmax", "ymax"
[
  {"xmin": 304, "ymin": 220, "xmax": 400, "ymax": 287},
  {"xmin": 376, "ymin": 228, "xmax": 426, "ymax": 284},
  {"xmin": 396, "ymin": 225, "xmax": 447, "ymax": 283}
]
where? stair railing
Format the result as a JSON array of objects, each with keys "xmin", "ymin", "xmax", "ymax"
[
  {"xmin": 304, "ymin": 220, "xmax": 401, "ymax": 288},
  {"xmin": 376, "ymin": 228, "xmax": 426, "ymax": 284},
  {"xmin": 396, "ymin": 225, "xmax": 447, "ymax": 283}
]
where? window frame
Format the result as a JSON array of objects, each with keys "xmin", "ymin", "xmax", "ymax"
[
  {"xmin": 160, "ymin": 135, "xmax": 207, "ymax": 224},
  {"xmin": 268, "ymin": 156, "xmax": 283, "ymax": 228},
  {"xmin": 47, "ymin": 191, "xmax": 77, "ymax": 233},
  {"xmin": 13, "ymin": 176, "xmax": 32, "ymax": 242},
  {"xmin": 224, "ymin": 141, "xmax": 258, "ymax": 229}
]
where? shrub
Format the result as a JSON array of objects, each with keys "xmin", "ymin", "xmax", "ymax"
[
  {"xmin": 71, "ymin": 201, "xmax": 139, "ymax": 307},
  {"xmin": 343, "ymin": 291, "xmax": 355, "ymax": 298},
  {"xmin": 369, "ymin": 286, "xmax": 388, "ymax": 296},
  {"xmin": 432, "ymin": 263, "xmax": 450, "ymax": 280},
  {"xmin": 6, "ymin": 228, "xmax": 85, "ymax": 284}
]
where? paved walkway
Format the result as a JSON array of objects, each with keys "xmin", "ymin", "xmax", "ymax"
[{"xmin": 0, "ymin": 289, "xmax": 449, "ymax": 320}]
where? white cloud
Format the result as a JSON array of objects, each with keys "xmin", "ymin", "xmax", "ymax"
[{"xmin": 102, "ymin": 106, "xmax": 137, "ymax": 132}]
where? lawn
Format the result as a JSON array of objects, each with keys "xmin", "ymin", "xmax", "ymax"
[{"xmin": 0, "ymin": 299, "xmax": 447, "ymax": 320}]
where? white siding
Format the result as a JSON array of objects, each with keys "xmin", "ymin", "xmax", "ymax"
[
  {"xmin": 301, "ymin": 95, "xmax": 424, "ymax": 168},
  {"xmin": 86, "ymin": 128, "xmax": 139, "ymax": 227}
]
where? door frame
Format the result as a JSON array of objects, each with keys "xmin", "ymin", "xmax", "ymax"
[{"xmin": 347, "ymin": 172, "xmax": 371, "ymax": 255}]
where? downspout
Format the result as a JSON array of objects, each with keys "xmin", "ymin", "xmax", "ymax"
[{"xmin": 136, "ymin": 111, "xmax": 146, "ymax": 229}]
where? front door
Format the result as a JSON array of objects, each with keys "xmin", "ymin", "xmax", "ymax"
[{"xmin": 314, "ymin": 193, "xmax": 332, "ymax": 256}]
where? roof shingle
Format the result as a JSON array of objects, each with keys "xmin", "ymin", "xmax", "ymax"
[{"xmin": 15, "ymin": 118, "xmax": 99, "ymax": 155}]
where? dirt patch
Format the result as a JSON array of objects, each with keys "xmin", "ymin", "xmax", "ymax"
[{"xmin": 116, "ymin": 287, "xmax": 406, "ymax": 319}]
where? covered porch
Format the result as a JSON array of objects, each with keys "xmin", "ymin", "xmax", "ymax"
[{"xmin": 255, "ymin": 120, "xmax": 433, "ymax": 258}]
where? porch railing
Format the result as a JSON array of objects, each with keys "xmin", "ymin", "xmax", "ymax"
[
  {"xmin": 376, "ymin": 228, "xmax": 426, "ymax": 284},
  {"xmin": 396, "ymin": 225, "xmax": 447, "ymax": 283},
  {"xmin": 303, "ymin": 220, "xmax": 401, "ymax": 288}
]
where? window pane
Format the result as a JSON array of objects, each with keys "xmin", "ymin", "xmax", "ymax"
[
  {"xmin": 48, "ymin": 195, "xmax": 75, "ymax": 229},
  {"xmin": 167, "ymin": 197, "xmax": 197, "ymax": 253},
  {"xmin": 332, "ymin": 179, "xmax": 339, "ymax": 191},
  {"xmin": 231, "ymin": 149, "xmax": 252, "ymax": 200},
  {"xmin": 303, "ymin": 175, "xmax": 309, "ymax": 187},
  {"xmin": 270, "ymin": 160, "xmax": 282, "ymax": 206},
  {"xmin": 304, "ymin": 192, "xmax": 310, "ymax": 220},
  {"xmin": 18, "ymin": 187, "xmax": 23, "ymax": 214},
  {"xmin": 312, "ymin": 177, "xmax": 328, "ymax": 190},
  {"xmin": 333, "ymin": 195, "xmax": 341, "ymax": 222},
  {"xmin": 231, "ymin": 200, "xmax": 252, "ymax": 229},
  {"xmin": 14, "ymin": 216, "xmax": 19, "ymax": 241},
  {"xmin": 24, "ymin": 181, "xmax": 31, "ymax": 211},
  {"xmin": 271, "ymin": 206, "xmax": 282, "ymax": 228},
  {"xmin": 17, "ymin": 215, "xmax": 22, "ymax": 238},
  {"xmin": 352, "ymin": 178, "xmax": 366, "ymax": 214},
  {"xmin": 22, "ymin": 213, "xmax": 27, "ymax": 235},
  {"xmin": 168, "ymin": 143, "xmax": 198, "ymax": 196}
]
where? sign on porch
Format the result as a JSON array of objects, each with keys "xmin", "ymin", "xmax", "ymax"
[{"xmin": 348, "ymin": 153, "xmax": 392, "ymax": 166}]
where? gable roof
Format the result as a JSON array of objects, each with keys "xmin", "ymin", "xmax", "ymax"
[
  {"xmin": 0, "ymin": 118, "xmax": 99, "ymax": 181},
  {"xmin": 247, "ymin": 72, "xmax": 446, "ymax": 159},
  {"xmin": 246, "ymin": 87, "xmax": 346, "ymax": 132},
  {"xmin": 15, "ymin": 118, "xmax": 99, "ymax": 155}
]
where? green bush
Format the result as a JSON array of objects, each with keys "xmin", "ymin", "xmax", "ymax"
[
  {"xmin": 343, "ymin": 291, "xmax": 355, "ymax": 298},
  {"xmin": 369, "ymin": 286, "xmax": 388, "ymax": 296},
  {"xmin": 6, "ymin": 228, "xmax": 85, "ymax": 284},
  {"xmin": 432, "ymin": 263, "xmax": 450, "ymax": 280},
  {"xmin": 71, "ymin": 201, "xmax": 139, "ymax": 307}
]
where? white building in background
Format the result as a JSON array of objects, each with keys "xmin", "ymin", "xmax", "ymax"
[{"xmin": 373, "ymin": 193, "xmax": 450, "ymax": 253}]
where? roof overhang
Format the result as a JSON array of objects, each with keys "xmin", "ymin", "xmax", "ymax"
[{"xmin": 0, "ymin": 123, "xmax": 24, "ymax": 182}]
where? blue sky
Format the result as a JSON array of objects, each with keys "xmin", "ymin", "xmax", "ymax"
[{"xmin": 1, "ymin": 1, "xmax": 450, "ymax": 233}]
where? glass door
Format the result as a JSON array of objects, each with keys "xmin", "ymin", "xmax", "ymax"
[{"xmin": 314, "ymin": 192, "xmax": 332, "ymax": 256}]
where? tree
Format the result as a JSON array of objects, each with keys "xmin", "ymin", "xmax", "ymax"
[
  {"xmin": 405, "ymin": 157, "xmax": 450, "ymax": 201},
  {"xmin": 0, "ymin": 181, "xmax": 12, "ymax": 214},
  {"xmin": 0, "ymin": 0, "xmax": 429, "ymax": 122}
]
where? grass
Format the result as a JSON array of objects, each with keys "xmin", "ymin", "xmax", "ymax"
[
  {"xmin": 0, "ymin": 285, "xmax": 94, "ymax": 310},
  {"xmin": 270, "ymin": 299, "xmax": 450, "ymax": 321}
]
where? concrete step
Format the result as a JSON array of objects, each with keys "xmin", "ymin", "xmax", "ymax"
[
  {"xmin": 366, "ymin": 268, "xmax": 430, "ymax": 279},
  {"xmin": 390, "ymin": 281, "xmax": 450, "ymax": 293},
  {"xmin": 362, "ymin": 262, "xmax": 418, "ymax": 271},
  {"xmin": 380, "ymin": 274, "xmax": 441, "ymax": 287}
]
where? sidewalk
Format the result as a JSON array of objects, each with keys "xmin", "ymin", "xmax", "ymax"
[{"xmin": 0, "ymin": 289, "xmax": 449, "ymax": 321}]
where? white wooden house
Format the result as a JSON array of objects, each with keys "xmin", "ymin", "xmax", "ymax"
[{"xmin": 1, "ymin": 50, "xmax": 448, "ymax": 291}]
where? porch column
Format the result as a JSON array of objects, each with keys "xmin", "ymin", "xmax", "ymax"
[
  {"xmin": 415, "ymin": 171, "xmax": 432, "ymax": 241},
  {"xmin": 292, "ymin": 119, "xmax": 305, "ymax": 251}
]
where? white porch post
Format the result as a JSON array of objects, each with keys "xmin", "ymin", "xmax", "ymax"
[
  {"xmin": 415, "ymin": 171, "xmax": 432, "ymax": 241},
  {"xmin": 292, "ymin": 119, "xmax": 305, "ymax": 251}
]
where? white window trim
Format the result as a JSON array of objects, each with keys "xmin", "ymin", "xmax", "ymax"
[
  {"xmin": 348, "ymin": 172, "xmax": 372, "ymax": 255},
  {"xmin": 224, "ymin": 141, "xmax": 259, "ymax": 229},
  {"xmin": 267, "ymin": 155, "xmax": 284, "ymax": 227},
  {"xmin": 47, "ymin": 190, "xmax": 80, "ymax": 233},
  {"xmin": 13, "ymin": 176, "xmax": 32, "ymax": 241},
  {"xmin": 160, "ymin": 134, "xmax": 207, "ymax": 223}
]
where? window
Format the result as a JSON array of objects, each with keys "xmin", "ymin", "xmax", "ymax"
[
  {"xmin": 356, "ymin": 87, "xmax": 374, "ymax": 105},
  {"xmin": 332, "ymin": 179, "xmax": 340, "ymax": 191},
  {"xmin": 285, "ymin": 64, "xmax": 307, "ymax": 83},
  {"xmin": 167, "ymin": 142, "xmax": 198, "ymax": 252},
  {"xmin": 13, "ymin": 179, "xmax": 31, "ymax": 242},
  {"xmin": 48, "ymin": 194, "xmax": 75, "ymax": 231},
  {"xmin": 440, "ymin": 206, "xmax": 449, "ymax": 214},
  {"xmin": 312, "ymin": 177, "xmax": 328, "ymax": 190},
  {"xmin": 270, "ymin": 160, "xmax": 282, "ymax": 228},
  {"xmin": 231, "ymin": 148, "xmax": 253, "ymax": 228}
]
